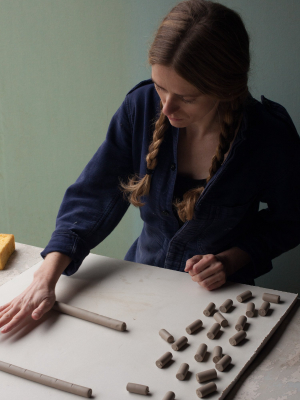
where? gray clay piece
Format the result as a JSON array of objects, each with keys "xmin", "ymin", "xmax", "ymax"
[
  {"xmin": 207, "ymin": 323, "xmax": 221, "ymax": 339},
  {"xmin": 156, "ymin": 352, "xmax": 173, "ymax": 368},
  {"xmin": 162, "ymin": 391, "xmax": 175, "ymax": 400},
  {"xmin": 212, "ymin": 346, "xmax": 222, "ymax": 363},
  {"xmin": 196, "ymin": 368, "xmax": 217, "ymax": 383},
  {"xmin": 213, "ymin": 311, "xmax": 228, "ymax": 327},
  {"xmin": 176, "ymin": 363, "xmax": 189, "ymax": 380},
  {"xmin": 196, "ymin": 382, "xmax": 217, "ymax": 398},
  {"xmin": 235, "ymin": 315, "xmax": 247, "ymax": 331},
  {"xmin": 236, "ymin": 290, "xmax": 252, "ymax": 303},
  {"xmin": 194, "ymin": 343, "xmax": 207, "ymax": 362},
  {"xmin": 259, "ymin": 301, "xmax": 270, "ymax": 316},
  {"xmin": 159, "ymin": 329, "xmax": 174, "ymax": 343},
  {"xmin": 171, "ymin": 336, "xmax": 188, "ymax": 351},
  {"xmin": 126, "ymin": 383, "xmax": 149, "ymax": 395},
  {"xmin": 246, "ymin": 302, "xmax": 255, "ymax": 318},
  {"xmin": 262, "ymin": 293, "xmax": 280, "ymax": 304},
  {"xmin": 186, "ymin": 319, "xmax": 203, "ymax": 334},
  {"xmin": 219, "ymin": 299, "xmax": 233, "ymax": 313},
  {"xmin": 203, "ymin": 302, "xmax": 215, "ymax": 316},
  {"xmin": 229, "ymin": 330, "xmax": 247, "ymax": 346},
  {"xmin": 216, "ymin": 355, "xmax": 232, "ymax": 372}
]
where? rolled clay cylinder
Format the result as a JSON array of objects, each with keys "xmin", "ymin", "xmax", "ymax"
[
  {"xmin": 219, "ymin": 299, "xmax": 233, "ymax": 313},
  {"xmin": 259, "ymin": 301, "xmax": 270, "ymax": 316},
  {"xmin": 235, "ymin": 315, "xmax": 247, "ymax": 331},
  {"xmin": 52, "ymin": 301, "xmax": 126, "ymax": 331},
  {"xmin": 246, "ymin": 302, "xmax": 255, "ymax": 318},
  {"xmin": 126, "ymin": 383, "xmax": 149, "ymax": 395},
  {"xmin": 215, "ymin": 355, "xmax": 232, "ymax": 372},
  {"xmin": 196, "ymin": 382, "xmax": 217, "ymax": 398},
  {"xmin": 236, "ymin": 290, "xmax": 252, "ymax": 303},
  {"xmin": 229, "ymin": 330, "xmax": 247, "ymax": 346},
  {"xmin": 176, "ymin": 363, "xmax": 189, "ymax": 380},
  {"xmin": 262, "ymin": 293, "xmax": 280, "ymax": 304},
  {"xmin": 212, "ymin": 346, "xmax": 222, "ymax": 363},
  {"xmin": 156, "ymin": 352, "xmax": 173, "ymax": 368},
  {"xmin": 0, "ymin": 360, "xmax": 92, "ymax": 398},
  {"xmin": 186, "ymin": 319, "xmax": 203, "ymax": 334},
  {"xmin": 213, "ymin": 312, "xmax": 228, "ymax": 327},
  {"xmin": 194, "ymin": 343, "xmax": 207, "ymax": 362},
  {"xmin": 203, "ymin": 302, "xmax": 215, "ymax": 316},
  {"xmin": 171, "ymin": 336, "xmax": 188, "ymax": 351},
  {"xmin": 162, "ymin": 391, "xmax": 175, "ymax": 400},
  {"xmin": 159, "ymin": 329, "xmax": 174, "ymax": 343},
  {"xmin": 196, "ymin": 368, "xmax": 217, "ymax": 383},
  {"xmin": 207, "ymin": 323, "xmax": 221, "ymax": 339}
]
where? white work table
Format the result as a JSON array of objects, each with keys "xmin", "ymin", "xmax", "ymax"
[{"xmin": 0, "ymin": 243, "xmax": 299, "ymax": 400}]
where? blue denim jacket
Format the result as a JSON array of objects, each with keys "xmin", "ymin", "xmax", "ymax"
[{"xmin": 41, "ymin": 79, "xmax": 300, "ymax": 283}]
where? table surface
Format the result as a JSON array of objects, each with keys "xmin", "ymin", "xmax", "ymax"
[{"xmin": 0, "ymin": 243, "xmax": 299, "ymax": 400}]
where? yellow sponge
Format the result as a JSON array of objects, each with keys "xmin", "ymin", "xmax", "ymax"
[{"xmin": 0, "ymin": 234, "xmax": 15, "ymax": 270}]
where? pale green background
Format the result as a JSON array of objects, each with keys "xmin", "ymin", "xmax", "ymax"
[{"xmin": 0, "ymin": 1, "xmax": 299, "ymax": 292}]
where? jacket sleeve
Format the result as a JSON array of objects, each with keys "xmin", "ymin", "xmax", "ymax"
[
  {"xmin": 233, "ymin": 100, "xmax": 300, "ymax": 279},
  {"xmin": 41, "ymin": 96, "xmax": 134, "ymax": 275}
]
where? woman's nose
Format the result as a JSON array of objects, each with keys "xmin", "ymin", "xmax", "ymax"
[{"xmin": 162, "ymin": 96, "xmax": 180, "ymax": 116}]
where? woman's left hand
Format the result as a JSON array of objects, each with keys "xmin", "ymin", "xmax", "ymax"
[{"xmin": 184, "ymin": 254, "xmax": 226, "ymax": 290}]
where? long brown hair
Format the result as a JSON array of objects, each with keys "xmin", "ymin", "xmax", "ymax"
[{"xmin": 121, "ymin": 0, "xmax": 250, "ymax": 222}]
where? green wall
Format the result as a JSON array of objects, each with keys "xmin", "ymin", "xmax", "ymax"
[{"xmin": 0, "ymin": 1, "xmax": 299, "ymax": 293}]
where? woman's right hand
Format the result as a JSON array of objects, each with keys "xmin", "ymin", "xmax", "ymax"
[{"xmin": 0, "ymin": 252, "xmax": 72, "ymax": 334}]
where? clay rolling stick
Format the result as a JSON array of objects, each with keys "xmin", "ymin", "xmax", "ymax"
[
  {"xmin": 235, "ymin": 315, "xmax": 247, "ymax": 331},
  {"xmin": 196, "ymin": 369, "xmax": 217, "ymax": 383},
  {"xmin": 126, "ymin": 383, "xmax": 149, "ymax": 395},
  {"xmin": 246, "ymin": 302, "xmax": 255, "ymax": 318},
  {"xmin": 219, "ymin": 299, "xmax": 233, "ymax": 313},
  {"xmin": 203, "ymin": 302, "xmax": 215, "ymax": 316},
  {"xmin": 207, "ymin": 323, "xmax": 221, "ymax": 339},
  {"xmin": 156, "ymin": 352, "xmax": 173, "ymax": 368},
  {"xmin": 196, "ymin": 382, "xmax": 217, "ymax": 398},
  {"xmin": 176, "ymin": 363, "xmax": 189, "ymax": 380},
  {"xmin": 212, "ymin": 346, "xmax": 222, "ymax": 363},
  {"xmin": 52, "ymin": 301, "xmax": 126, "ymax": 331},
  {"xmin": 216, "ymin": 355, "xmax": 231, "ymax": 372},
  {"xmin": 259, "ymin": 301, "xmax": 270, "ymax": 316},
  {"xmin": 229, "ymin": 330, "xmax": 247, "ymax": 346},
  {"xmin": 213, "ymin": 312, "xmax": 228, "ymax": 327},
  {"xmin": 186, "ymin": 319, "xmax": 203, "ymax": 334},
  {"xmin": 171, "ymin": 336, "xmax": 188, "ymax": 351},
  {"xmin": 0, "ymin": 360, "xmax": 92, "ymax": 397},
  {"xmin": 159, "ymin": 329, "xmax": 174, "ymax": 343},
  {"xmin": 162, "ymin": 391, "xmax": 175, "ymax": 400},
  {"xmin": 262, "ymin": 293, "xmax": 280, "ymax": 304},
  {"xmin": 236, "ymin": 290, "xmax": 252, "ymax": 303},
  {"xmin": 194, "ymin": 343, "xmax": 207, "ymax": 362}
]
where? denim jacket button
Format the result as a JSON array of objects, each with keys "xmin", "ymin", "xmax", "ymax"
[
  {"xmin": 162, "ymin": 210, "xmax": 170, "ymax": 216},
  {"xmin": 170, "ymin": 163, "xmax": 176, "ymax": 171}
]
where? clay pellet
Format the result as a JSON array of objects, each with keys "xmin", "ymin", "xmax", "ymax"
[
  {"xmin": 176, "ymin": 363, "xmax": 189, "ymax": 381},
  {"xmin": 0, "ymin": 361, "xmax": 92, "ymax": 398},
  {"xmin": 229, "ymin": 330, "xmax": 247, "ymax": 346},
  {"xmin": 216, "ymin": 355, "xmax": 232, "ymax": 372},
  {"xmin": 219, "ymin": 299, "xmax": 233, "ymax": 313},
  {"xmin": 203, "ymin": 302, "xmax": 215, "ymax": 316},
  {"xmin": 159, "ymin": 329, "xmax": 174, "ymax": 343},
  {"xmin": 196, "ymin": 382, "xmax": 217, "ymax": 398},
  {"xmin": 156, "ymin": 352, "xmax": 173, "ymax": 369},
  {"xmin": 246, "ymin": 302, "xmax": 255, "ymax": 318},
  {"xmin": 207, "ymin": 323, "xmax": 221, "ymax": 339},
  {"xmin": 171, "ymin": 336, "xmax": 188, "ymax": 351},
  {"xmin": 212, "ymin": 346, "xmax": 222, "ymax": 363},
  {"xmin": 213, "ymin": 312, "xmax": 228, "ymax": 327},
  {"xmin": 235, "ymin": 315, "xmax": 247, "ymax": 331},
  {"xmin": 52, "ymin": 301, "xmax": 126, "ymax": 331},
  {"xmin": 162, "ymin": 391, "xmax": 175, "ymax": 400},
  {"xmin": 259, "ymin": 301, "xmax": 270, "ymax": 316},
  {"xmin": 194, "ymin": 343, "xmax": 207, "ymax": 362},
  {"xmin": 236, "ymin": 290, "xmax": 252, "ymax": 303},
  {"xmin": 126, "ymin": 383, "xmax": 149, "ymax": 395},
  {"xmin": 262, "ymin": 293, "xmax": 280, "ymax": 304},
  {"xmin": 196, "ymin": 368, "xmax": 217, "ymax": 383},
  {"xmin": 186, "ymin": 319, "xmax": 203, "ymax": 334}
]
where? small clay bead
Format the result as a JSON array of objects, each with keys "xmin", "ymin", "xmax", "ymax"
[
  {"xmin": 159, "ymin": 329, "xmax": 174, "ymax": 343},
  {"xmin": 162, "ymin": 391, "xmax": 175, "ymax": 400},
  {"xmin": 216, "ymin": 355, "xmax": 232, "ymax": 372},
  {"xmin": 229, "ymin": 330, "xmax": 247, "ymax": 346},
  {"xmin": 196, "ymin": 368, "xmax": 217, "ymax": 383},
  {"xmin": 194, "ymin": 343, "xmax": 207, "ymax": 362},
  {"xmin": 176, "ymin": 363, "xmax": 189, "ymax": 380},
  {"xmin": 259, "ymin": 301, "xmax": 270, "ymax": 316},
  {"xmin": 236, "ymin": 290, "xmax": 252, "ymax": 303},
  {"xmin": 126, "ymin": 383, "xmax": 149, "ymax": 395},
  {"xmin": 246, "ymin": 302, "xmax": 255, "ymax": 318},
  {"xmin": 219, "ymin": 299, "xmax": 233, "ymax": 313},
  {"xmin": 156, "ymin": 352, "xmax": 173, "ymax": 368},
  {"xmin": 212, "ymin": 346, "xmax": 222, "ymax": 363},
  {"xmin": 196, "ymin": 382, "xmax": 217, "ymax": 398},
  {"xmin": 207, "ymin": 323, "xmax": 221, "ymax": 339},
  {"xmin": 186, "ymin": 319, "xmax": 203, "ymax": 334},
  {"xmin": 262, "ymin": 293, "xmax": 280, "ymax": 304},
  {"xmin": 213, "ymin": 312, "xmax": 228, "ymax": 327},
  {"xmin": 203, "ymin": 302, "xmax": 215, "ymax": 316},
  {"xmin": 235, "ymin": 315, "xmax": 247, "ymax": 331},
  {"xmin": 171, "ymin": 336, "xmax": 188, "ymax": 351}
]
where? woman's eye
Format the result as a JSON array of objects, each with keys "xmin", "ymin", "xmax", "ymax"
[{"xmin": 182, "ymin": 98, "xmax": 195, "ymax": 104}]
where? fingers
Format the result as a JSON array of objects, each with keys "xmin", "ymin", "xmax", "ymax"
[
  {"xmin": 190, "ymin": 254, "xmax": 218, "ymax": 275},
  {"xmin": 198, "ymin": 271, "xmax": 226, "ymax": 291},
  {"xmin": 0, "ymin": 302, "xmax": 12, "ymax": 314},
  {"xmin": 0, "ymin": 306, "xmax": 31, "ymax": 333},
  {"xmin": 185, "ymin": 255, "xmax": 203, "ymax": 272},
  {"xmin": 32, "ymin": 298, "xmax": 55, "ymax": 320},
  {"xmin": 191, "ymin": 261, "xmax": 224, "ymax": 282}
]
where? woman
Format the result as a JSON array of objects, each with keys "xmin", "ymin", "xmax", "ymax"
[{"xmin": 1, "ymin": 0, "xmax": 300, "ymax": 334}]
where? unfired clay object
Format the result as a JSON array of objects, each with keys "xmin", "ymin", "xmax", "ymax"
[
  {"xmin": 216, "ymin": 355, "xmax": 232, "ymax": 372},
  {"xmin": 171, "ymin": 336, "xmax": 188, "ymax": 351},
  {"xmin": 196, "ymin": 368, "xmax": 217, "ymax": 383},
  {"xmin": 236, "ymin": 290, "xmax": 252, "ymax": 303},
  {"xmin": 156, "ymin": 352, "xmax": 173, "ymax": 369},
  {"xmin": 126, "ymin": 383, "xmax": 149, "ymax": 395},
  {"xmin": 196, "ymin": 382, "xmax": 217, "ymax": 398},
  {"xmin": 212, "ymin": 346, "xmax": 222, "ymax": 363},
  {"xmin": 219, "ymin": 299, "xmax": 233, "ymax": 313},
  {"xmin": 162, "ymin": 391, "xmax": 175, "ymax": 400},
  {"xmin": 246, "ymin": 302, "xmax": 255, "ymax": 318},
  {"xmin": 194, "ymin": 343, "xmax": 207, "ymax": 362},
  {"xmin": 235, "ymin": 315, "xmax": 247, "ymax": 331},
  {"xmin": 229, "ymin": 330, "xmax": 247, "ymax": 346},
  {"xmin": 52, "ymin": 301, "xmax": 126, "ymax": 331},
  {"xmin": 207, "ymin": 323, "xmax": 221, "ymax": 339},
  {"xmin": 159, "ymin": 329, "xmax": 174, "ymax": 343},
  {"xmin": 259, "ymin": 301, "xmax": 270, "ymax": 316},
  {"xmin": 262, "ymin": 293, "xmax": 280, "ymax": 304},
  {"xmin": 176, "ymin": 363, "xmax": 189, "ymax": 380},
  {"xmin": 203, "ymin": 302, "xmax": 215, "ymax": 316},
  {"xmin": 213, "ymin": 312, "xmax": 228, "ymax": 327},
  {"xmin": 186, "ymin": 319, "xmax": 203, "ymax": 334},
  {"xmin": 0, "ymin": 360, "xmax": 92, "ymax": 398}
]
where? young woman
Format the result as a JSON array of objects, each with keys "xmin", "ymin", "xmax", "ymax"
[{"xmin": 1, "ymin": 0, "xmax": 299, "ymax": 334}]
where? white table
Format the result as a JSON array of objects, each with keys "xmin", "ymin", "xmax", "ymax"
[{"xmin": 0, "ymin": 243, "xmax": 299, "ymax": 399}]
